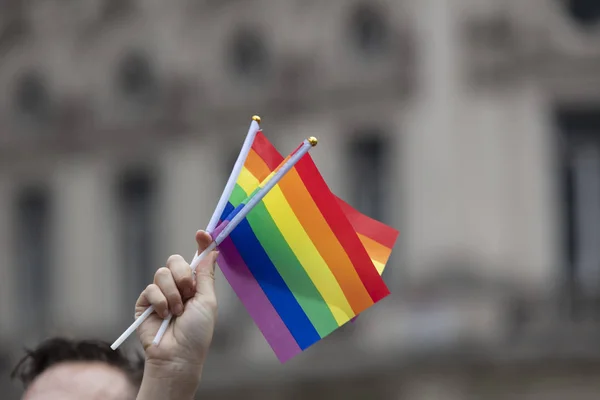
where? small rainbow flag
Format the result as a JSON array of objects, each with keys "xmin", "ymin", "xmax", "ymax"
[
  {"xmin": 230, "ymin": 134, "xmax": 398, "ymax": 326},
  {"xmin": 215, "ymin": 132, "xmax": 392, "ymax": 362}
]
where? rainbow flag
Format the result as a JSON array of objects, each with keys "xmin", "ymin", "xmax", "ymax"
[
  {"xmin": 215, "ymin": 132, "xmax": 392, "ymax": 362},
  {"xmin": 233, "ymin": 134, "xmax": 398, "ymax": 326}
]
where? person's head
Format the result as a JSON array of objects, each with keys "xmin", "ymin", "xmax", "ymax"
[{"xmin": 11, "ymin": 337, "xmax": 143, "ymax": 400}]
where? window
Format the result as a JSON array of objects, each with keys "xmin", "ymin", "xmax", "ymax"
[
  {"xmin": 347, "ymin": 133, "xmax": 388, "ymax": 222},
  {"xmin": 228, "ymin": 27, "xmax": 269, "ymax": 82},
  {"xmin": 564, "ymin": 0, "xmax": 600, "ymax": 27},
  {"xmin": 348, "ymin": 3, "xmax": 389, "ymax": 56},
  {"xmin": 13, "ymin": 70, "xmax": 50, "ymax": 123},
  {"xmin": 0, "ymin": 11, "xmax": 29, "ymax": 52},
  {"xmin": 116, "ymin": 50, "xmax": 157, "ymax": 104},
  {"xmin": 558, "ymin": 108, "xmax": 600, "ymax": 318},
  {"xmin": 117, "ymin": 170, "xmax": 157, "ymax": 308},
  {"xmin": 14, "ymin": 186, "xmax": 51, "ymax": 332}
]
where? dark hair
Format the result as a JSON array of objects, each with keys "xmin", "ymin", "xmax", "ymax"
[{"xmin": 11, "ymin": 337, "xmax": 144, "ymax": 389}]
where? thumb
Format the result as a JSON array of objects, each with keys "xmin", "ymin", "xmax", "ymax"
[
  {"xmin": 195, "ymin": 250, "xmax": 218, "ymax": 296},
  {"xmin": 196, "ymin": 230, "xmax": 212, "ymax": 253},
  {"xmin": 194, "ymin": 230, "xmax": 218, "ymax": 296}
]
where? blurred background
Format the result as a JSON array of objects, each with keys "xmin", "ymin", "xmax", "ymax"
[{"xmin": 1, "ymin": 0, "xmax": 600, "ymax": 398}]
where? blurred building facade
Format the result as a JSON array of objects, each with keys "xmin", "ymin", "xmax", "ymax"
[{"xmin": 1, "ymin": 0, "xmax": 600, "ymax": 399}]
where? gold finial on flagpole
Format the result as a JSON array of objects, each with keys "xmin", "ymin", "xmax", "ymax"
[
  {"xmin": 308, "ymin": 137, "xmax": 318, "ymax": 147},
  {"xmin": 252, "ymin": 115, "xmax": 261, "ymax": 123}
]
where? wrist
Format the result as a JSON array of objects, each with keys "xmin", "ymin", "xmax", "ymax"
[{"xmin": 137, "ymin": 360, "xmax": 204, "ymax": 400}]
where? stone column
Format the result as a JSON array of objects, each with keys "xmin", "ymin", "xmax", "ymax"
[{"xmin": 51, "ymin": 156, "xmax": 119, "ymax": 334}]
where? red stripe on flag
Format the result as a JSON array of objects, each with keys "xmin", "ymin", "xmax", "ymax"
[{"xmin": 294, "ymin": 154, "xmax": 390, "ymax": 303}]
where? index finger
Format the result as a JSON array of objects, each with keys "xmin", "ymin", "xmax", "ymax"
[{"xmin": 166, "ymin": 254, "xmax": 195, "ymax": 299}]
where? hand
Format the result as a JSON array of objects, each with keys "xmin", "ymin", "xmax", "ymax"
[{"xmin": 135, "ymin": 230, "xmax": 218, "ymax": 376}]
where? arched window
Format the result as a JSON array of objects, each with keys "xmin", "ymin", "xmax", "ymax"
[
  {"xmin": 557, "ymin": 107, "xmax": 600, "ymax": 316},
  {"xmin": 116, "ymin": 50, "xmax": 157, "ymax": 104},
  {"xmin": 116, "ymin": 169, "xmax": 157, "ymax": 311},
  {"xmin": 348, "ymin": 2, "xmax": 390, "ymax": 56},
  {"xmin": 14, "ymin": 186, "xmax": 52, "ymax": 332},
  {"xmin": 347, "ymin": 132, "xmax": 389, "ymax": 222},
  {"xmin": 228, "ymin": 27, "xmax": 269, "ymax": 82},
  {"xmin": 13, "ymin": 70, "xmax": 50, "ymax": 122}
]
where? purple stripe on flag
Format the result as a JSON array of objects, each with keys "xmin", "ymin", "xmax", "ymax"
[
  {"xmin": 216, "ymin": 237, "xmax": 302, "ymax": 363},
  {"xmin": 213, "ymin": 220, "xmax": 229, "ymax": 239}
]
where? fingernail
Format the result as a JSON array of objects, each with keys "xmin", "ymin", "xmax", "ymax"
[
  {"xmin": 161, "ymin": 309, "xmax": 169, "ymax": 318},
  {"xmin": 174, "ymin": 304, "xmax": 183, "ymax": 316}
]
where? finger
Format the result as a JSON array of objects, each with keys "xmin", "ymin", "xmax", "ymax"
[
  {"xmin": 166, "ymin": 254, "xmax": 194, "ymax": 300},
  {"xmin": 196, "ymin": 230, "xmax": 212, "ymax": 253},
  {"xmin": 154, "ymin": 267, "xmax": 184, "ymax": 316},
  {"xmin": 195, "ymin": 250, "xmax": 219, "ymax": 296},
  {"xmin": 136, "ymin": 284, "xmax": 168, "ymax": 318}
]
